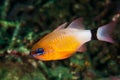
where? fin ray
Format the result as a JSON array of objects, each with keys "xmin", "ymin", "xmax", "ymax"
[
  {"xmin": 97, "ymin": 21, "xmax": 116, "ymax": 43},
  {"xmin": 53, "ymin": 22, "xmax": 67, "ymax": 32},
  {"xmin": 77, "ymin": 45, "xmax": 86, "ymax": 52},
  {"xmin": 67, "ymin": 18, "xmax": 84, "ymax": 29}
]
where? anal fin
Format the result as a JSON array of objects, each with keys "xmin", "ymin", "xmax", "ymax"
[{"xmin": 77, "ymin": 45, "xmax": 86, "ymax": 52}]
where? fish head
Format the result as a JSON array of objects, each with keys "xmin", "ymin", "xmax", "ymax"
[
  {"xmin": 30, "ymin": 44, "xmax": 55, "ymax": 61},
  {"xmin": 30, "ymin": 43, "xmax": 73, "ymax": 61}
]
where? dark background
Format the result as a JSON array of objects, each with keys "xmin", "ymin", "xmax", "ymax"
[{"xmin": 0, "ymin": 0, "xmax": 120, "ymax": 80}]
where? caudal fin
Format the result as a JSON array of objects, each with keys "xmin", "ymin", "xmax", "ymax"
[{"xmin": 97, "ymin": 21, "xmax": 117, "ymax": 43}]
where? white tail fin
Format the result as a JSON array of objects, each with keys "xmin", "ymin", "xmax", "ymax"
[{"xmin": 97, "ymin": 21, "xmax": 116, "ymax": 43}]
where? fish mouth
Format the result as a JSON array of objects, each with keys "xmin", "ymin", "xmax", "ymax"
[
  {"xmin": 30, "ymin": 50, "xmax": 41, "ymax": 58},
  {"xmin": 30, "ymin": 50, "xmax": 36, "ymax": 57},
  {"xmin": 30, "ymin": 50, "xmax": 46, "ymax": 61},
  {"xmin": 29, "ymin": 51, "xmax": 39, "ymax": 60}
]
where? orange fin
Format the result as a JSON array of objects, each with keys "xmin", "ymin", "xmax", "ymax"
[
  {"xmin": 53, "ymin": 22, "xmax": 67, "ymax": 32},
  {"xmin": 67, "ymin": 17, "xmax": 85, "ymax": 29}
]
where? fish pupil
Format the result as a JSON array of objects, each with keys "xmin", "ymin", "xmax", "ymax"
[{"xmin": 35, "ymin": 48, "xmax": 44, "ymax": 55}]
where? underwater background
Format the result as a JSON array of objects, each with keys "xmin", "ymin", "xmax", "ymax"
[{"xmin": 0, "ymin": 0, "xmax": 120, "ymax": 80}]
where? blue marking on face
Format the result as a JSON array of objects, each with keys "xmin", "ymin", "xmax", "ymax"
[{"xmin": 35, "ymin": 48, "xmax": 44, "ymax": 55}]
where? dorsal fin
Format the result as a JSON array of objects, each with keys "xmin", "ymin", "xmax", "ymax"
[
  {"xmin": 53, "ymin": 22, "xmax": 67, "ymax": 32},
  {"xmin": 67, "ymin": 17, "xmax": 84, "ymax": 29}
]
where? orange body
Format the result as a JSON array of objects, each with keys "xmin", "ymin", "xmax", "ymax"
[{"xmin": 31, "ymin": 29, "xmax": 81, "ymax": 61}]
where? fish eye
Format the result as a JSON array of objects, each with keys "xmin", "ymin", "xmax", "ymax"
[{"xmin": 35, "ymin": 48, "xmax": 44, "ymax": 55}]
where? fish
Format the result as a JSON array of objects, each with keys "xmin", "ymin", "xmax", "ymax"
[{"xmin": 30, "ymin": 18, "xmax": 117, "ymax": 61}]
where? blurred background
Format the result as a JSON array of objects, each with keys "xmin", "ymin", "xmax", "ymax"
[{"xmin": 0, "ymin": 0, "xmax": 120, "ymax": 80}]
